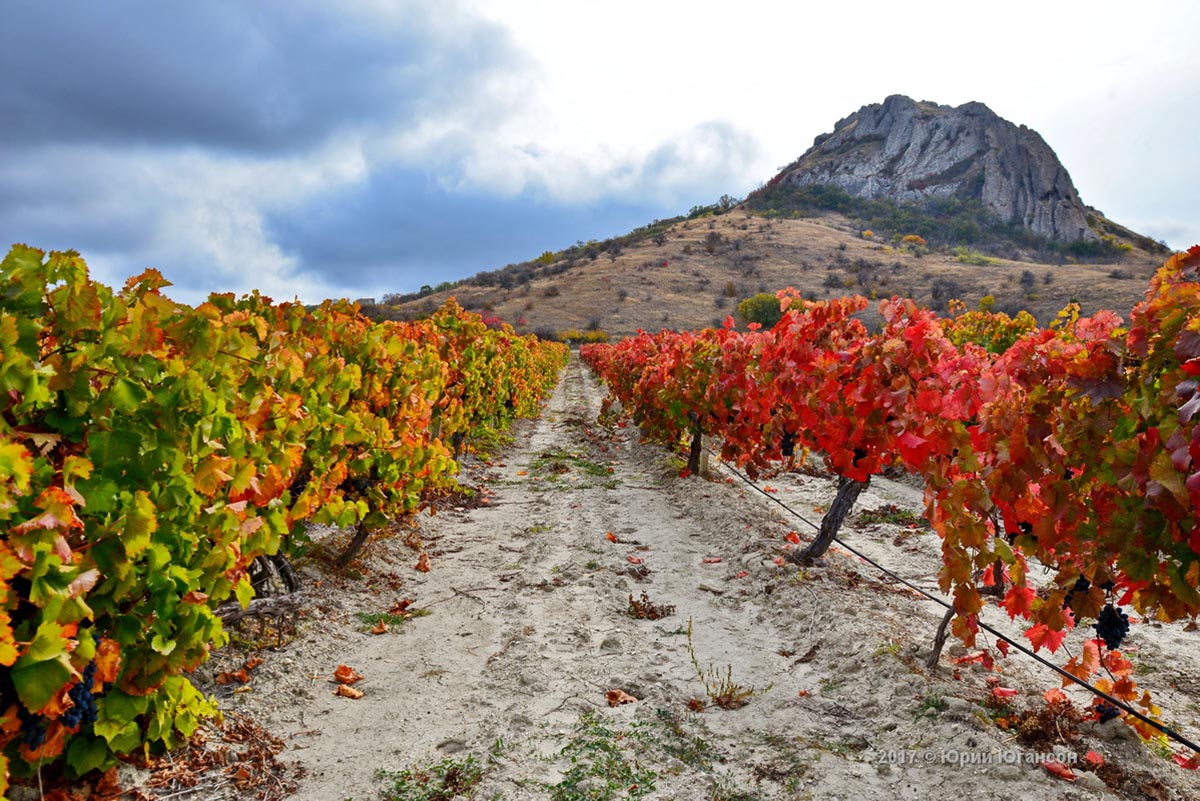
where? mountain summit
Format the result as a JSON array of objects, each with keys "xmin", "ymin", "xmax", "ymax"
[{"xmin": 771, "ymin": 95, "xmax": 1095, "ymax": 242}]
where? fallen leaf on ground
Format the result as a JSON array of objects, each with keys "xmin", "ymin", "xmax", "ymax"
[
  {"xmin": 414, "ymin": 553, "xmax": 431, "ymax": 572},
  {"xmin": 334, "ymin": 685, "xmax": 364, "ymax": 699},
  {"xmin": 991, "ymin": 687, "xmax": 1019, "ymax": 699},
  {"xmin": 785, "ymin": 532, "xmax": 801, "ymax": 544},
  {"xmin": 334, "ymin": 665, "xmax": 364, "ymax": 685},
  {"xmin": 797, "ymin": 689, "xmax": 811, "ymax": 697},
  {"xmin": 606, "ymin": 689, "xmax": 637, "ymax": 706},
  {"xmin": 243, "ymin": 656, "xmax": 264, "ymax": 671},
  {"xmin": 627, "ymin": 555, "xmax": 643, "ymax": 565},
  {"xmin": 1043, "ymin": 760, "xmax": 1075, "ymax": 781},
  {"xmin": 1043, "ymin": 687, "xmax": 1069, "ymax": 704},
  {"xmin": 371, "ymin": 620, "xmax": 389, "ymax": 635},
  {"xmin": 606, "ymin": 532, "xmax": 618, "ymax": 542},
  {"xmin": 389, "ymin": 598, "xmax": 416, "ymax": 614},
  {"xmin": 1084, "ymin": 750, "xmax": 1105, "ymax": 766},
  {"xmin": 702, "ymin": 557, "xmax": 722, "ymax": 564},
  {"xmin": 216, "ymin": 669, "xmax": 251, "ymax": 685},
  {"xmin": 734, "ymin": 570, "xmax": 748, "ymax": 579}
]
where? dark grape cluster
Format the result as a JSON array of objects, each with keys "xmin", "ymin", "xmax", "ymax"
[
  {"xmin": 1064, "ymin": 576, "xmax": 1090, "ymax": 609},
  {"xmin": 61, "ymin": 662, "xmax": 99, "ymax": 729},
  {"xmin": 1095, "ymin": 702, "xmax": 1122, "ymax": 723},
  {"xmin": 1095, "ymin": 604, "xmax": 1131, "ymax": 650},
  {"xmin": 22, "ymin": 723, "xmax": 46, "ymax": 748},
  {"xmin": 780, "ymin": 430, "xmax": 796, "ymax": 458}
]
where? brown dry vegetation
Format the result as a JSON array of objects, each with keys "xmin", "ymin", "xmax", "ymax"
[{"xmin": 383, "ymin": 209, "xmax": 1167, "ymax": 337}]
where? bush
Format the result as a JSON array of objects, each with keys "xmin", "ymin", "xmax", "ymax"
[
  {"xmin": 543, "ymin": 285, "xmax": 561, "ymax": 298},
  {"xmin": 953, "ymin": 246, "xmax": 997, "ymax": 266},
  {"xmin": 736, "ymin": 293, "xmax": 784, "ymax": 329}
]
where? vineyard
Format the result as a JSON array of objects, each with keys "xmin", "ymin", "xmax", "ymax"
[
  {"xmin": 3, "ymin": 243, "xmax": 1200, "ymax": 799},
  {"xmin": 0, "ymin": 245, "xmax": 567, "ymax": 793},
  {"xmin": 583, "ymin": 246, "xmax": 1200, "ymax": 764}
]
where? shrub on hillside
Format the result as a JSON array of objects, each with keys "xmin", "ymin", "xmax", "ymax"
[{"xmin": 736, "ymin": 293, "xmax": 785, "ymax": 329}]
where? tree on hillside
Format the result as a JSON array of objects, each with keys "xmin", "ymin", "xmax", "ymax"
[{"xmin": 736, "ymin": 292, "xmax": 784, "ymax": 329}]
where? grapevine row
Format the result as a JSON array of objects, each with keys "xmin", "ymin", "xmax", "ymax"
[
  {"xmin": 583, "ymin": 246, "xmax": 1200, "ymax": 755},
  {"xmin": 0, "ymin": 245, "xmax": 567, "ymax": 788}
]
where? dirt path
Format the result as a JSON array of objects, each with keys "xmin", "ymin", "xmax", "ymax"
[{"xmin": 193, "ymin": 354, "xmax": 1200, "ymax": 801}]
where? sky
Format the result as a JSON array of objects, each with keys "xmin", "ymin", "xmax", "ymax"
[{"xmin": 2, "ymin": 0, "xmax": 1197, "ymax": 305}]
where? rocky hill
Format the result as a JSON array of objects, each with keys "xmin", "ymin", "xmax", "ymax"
[
  {"xmin": 379, "ymin": 97, "xmax": 1172, "ymax": 337},
  {"xmin": 770, "ymin": 95, "xmax": 1093, "ymax": 242}
]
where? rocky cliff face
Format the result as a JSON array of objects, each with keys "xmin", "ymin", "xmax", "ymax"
[{"xmin": 777, "ymin": 95, "xmax": 1095, "ymax": 242}]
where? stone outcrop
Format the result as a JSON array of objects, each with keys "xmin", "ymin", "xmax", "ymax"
[{"xmin": 777, "ymin": 95, "xmax": 1095, "ymax": 242}]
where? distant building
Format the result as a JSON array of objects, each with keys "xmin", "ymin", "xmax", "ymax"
[{"xmin": 355, "ymin": 298, "xmax": 376, "ymax": 306}]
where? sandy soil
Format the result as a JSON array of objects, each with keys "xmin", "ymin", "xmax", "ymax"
[{"xmin": 174, "ymin": 354, "xmax": 1200, "ymax": 801}]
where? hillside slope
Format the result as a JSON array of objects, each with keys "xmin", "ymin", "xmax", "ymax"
[{"xmin": 381, "ymin": 209, "xmax": 1167, "ymax": 337}]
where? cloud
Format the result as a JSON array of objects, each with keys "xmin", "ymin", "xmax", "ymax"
[
  {"xmin": 431, "ymin": 120, "xmax": 763, "ymax": 207},
  {"xmin": 0, "ymin": 2, "xmax": 764, "ymax": 304},
  {"xmin": 264, "ymin": 164, "xmax": 669, "ymax": 294},
  {"xmin": 0, "ymin": 1, "xmax": 526, "ymax": 153}
]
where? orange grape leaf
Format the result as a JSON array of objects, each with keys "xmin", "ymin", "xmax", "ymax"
[
  {"xmin": 333, "ymin": 684, "xmax": 363, "ymax": 699},
  {"xmin": 414, "ymin": 553, "xmax": 431, "ymax": 572},
  {"xmin": 371, "ymin": 620, "xmax": 389, "ymax": 635},
  {"xmin": 1085, "ymin": 750, "xmax": 1105, "ymax": 766},
  {"xmin": 702, "ymin": 557, "xmax": 722, "ymax": 564},
  {"xmin": 182, "ymin": 590, "xmax": 209, "ymax": 604},
  {"xmin": 1002, "ymin": 584, "xmax": 1036, "ymax": 619},
  {"xmin": 991, "ymin": 687, "xmax": 1018, "ymax": 700},
  {"xmin": 605, "ymin": 532, "xmax": 617, "ymax": 543},
  {"xmin": 785, "ymin": 531, "xmax": 801, "ymax": 544},
  {"xmin": 1043, "ymin": 761, "xmax": 1075, "ymax": 781},
  {"xmin": 194, "ymin": 455, "xmax": 235, "ymax": 497},
  {"xmin": 626, "ymin": 555, "xmax": 643, "ymax": 565},
  {"xmin": 796, "ymin": 689, "xmax": 811, "ymax": 697},
  {"xmin": 1111, "ymin": 677, "xmax": 1138, "ymax": 701},
  {"xmin": 605, "ymin": 689, "xmax": 637, "ymax": 707},
  {"xmin": 1102, "ymin": 649, "xmax": 1133, "ymax": 677},
  {"xmin": 1025, "ymin": 623, "xmax": 1068, "ymax": 654},
  {"xmin": 94, "ymin": 638, "xmax": 121, "ymax": 684},
  {"xmin": 243, "ymin": 656, "xmax": 264, "ymax": 671},
  {"xmin": 0, "ymin": 617, "xmax": 18, "ymax": 668},
  {"xmin": 334, "ymin": 665, "xmax": 364, "ymax": 685}
]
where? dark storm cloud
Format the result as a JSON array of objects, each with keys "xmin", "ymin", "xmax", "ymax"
[
  {"xmin": 0, "ymin": 2, "xmax": 762, "ymax": 302},
  {"xmin": 0, "ymin": 1, "xmax": 517, "ymax": 153},
  {"xmin": 265, "ymin": 164, "xmax": 670, "ymax": 291}
]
